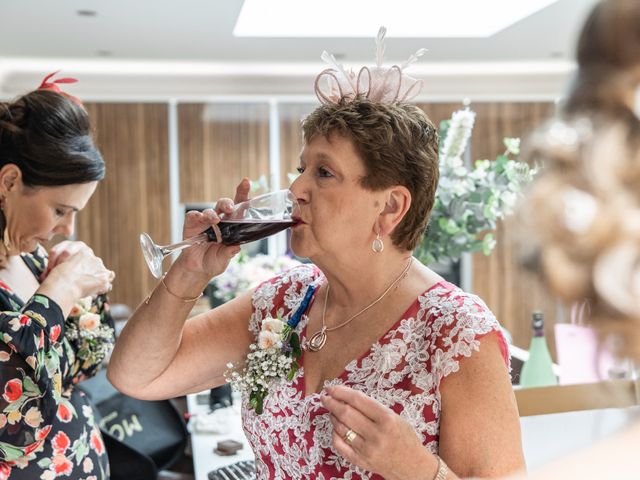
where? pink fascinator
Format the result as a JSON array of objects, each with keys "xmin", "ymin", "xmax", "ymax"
[{"xmin": 314, "ymin": 26, "xmax": 427, "ymax": 105}]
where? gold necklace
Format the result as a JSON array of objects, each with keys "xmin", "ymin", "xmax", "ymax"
[{"xmin": 306, "ymin": 257, "xmax": 414, "ymax": 352}]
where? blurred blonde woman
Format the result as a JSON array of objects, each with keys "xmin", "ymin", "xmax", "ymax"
[{"xmin": 515, "ymin": 0, "xmax": 640, "ymax": 477}]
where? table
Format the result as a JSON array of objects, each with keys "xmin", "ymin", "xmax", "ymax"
[{"xmin": 186, "ymin": 391, "xmax": 254, "ymax": 480}]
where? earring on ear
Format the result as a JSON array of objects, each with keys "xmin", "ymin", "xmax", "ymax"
[
  {"xmin": 372, "ymin": 232, "xmax": 384, "ymax": 253},
  {"xmin": 0, "ymin": 197, "xmax": 11, "ymax": 253},
  {"xmin": 2, "ymin": 227, "xmax": 10, "ymax": 253}
]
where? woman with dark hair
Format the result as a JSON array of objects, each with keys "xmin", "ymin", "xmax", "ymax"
[
  {"xmin": 0, "ymin": 76, "xmax": 115, "ymax": 479},
  {"xmin": 110, "ymin": 31, "xmax": 524, "ymax": 479}
]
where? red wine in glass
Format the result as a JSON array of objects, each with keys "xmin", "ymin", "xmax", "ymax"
[
  {"xmin": 140, "ymin": 189, "xmax": 297, "ymax": 278},
  {"xmin": 204, "ymin": 219, "xmax": 295, "ymax": 245}
]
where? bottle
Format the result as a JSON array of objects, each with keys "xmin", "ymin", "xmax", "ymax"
[{"xmin": 519, "ymin": 311, "xmax": 558, "ymax": 388}]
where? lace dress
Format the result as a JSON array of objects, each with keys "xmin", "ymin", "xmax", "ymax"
[{"xmin": 242, "ymin": 265, "xmax": 508, "ymax": 479}]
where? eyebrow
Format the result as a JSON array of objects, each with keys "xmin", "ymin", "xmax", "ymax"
[
  {"xmin": 299, "ymin": 152, "xmax": 334, "ymax": 164},
  {"xmin": 57, "ymin": 203, "xmax": 80, "ymax": 213}
]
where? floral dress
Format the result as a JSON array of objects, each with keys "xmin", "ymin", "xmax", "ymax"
[
  {"xmin": 242, "ymin": 264, "xmax": 508, "ymax": 479},
  {"xmin": 0, "ymin": 246, "xmax": 113, "ymax": 480}
]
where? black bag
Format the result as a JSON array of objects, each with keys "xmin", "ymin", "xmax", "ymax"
[{"xmin": 78, "ymin": 370, "xmax": 189, "ymax": 480}]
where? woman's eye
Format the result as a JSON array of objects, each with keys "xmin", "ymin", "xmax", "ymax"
[
  {"xmin": 318, "ymin": 167, "xmax": 332, "ymax": 178},
  {"xmin": 55, "ymin": 209, "xmax": 65, "ymax": 217},
  {"xmin": 296, "ymin": 166, "xmax": 305, "ymax": 174}
]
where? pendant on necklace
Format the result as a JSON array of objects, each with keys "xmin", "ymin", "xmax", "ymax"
[{"xmin": 307, "ymin": 327, "xmax": 327, "ymax": 352}]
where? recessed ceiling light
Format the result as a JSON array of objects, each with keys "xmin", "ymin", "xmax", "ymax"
[
  {"xmin": 234, "ymin": 0, "xmax": 559, "ymax": 38},
  {"xmin": 77, "ymin": 10, "xmax": 97, "ymax": 17}
]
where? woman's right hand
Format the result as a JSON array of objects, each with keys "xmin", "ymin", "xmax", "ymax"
[
  {"xmin": 38, "ymin": 246, "xmax": 114, "ymax": 315},
  {"xmin": 173, "ymin": 178, "xmax": 250, "ymax": 278}
]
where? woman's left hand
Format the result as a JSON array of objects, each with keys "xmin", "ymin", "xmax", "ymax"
[{"xmin": 320, "ymin": 385, "xmax": 437, "ymax": 480}]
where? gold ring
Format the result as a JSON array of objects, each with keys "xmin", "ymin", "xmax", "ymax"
[{"xmin": 343, "ymin": 428, "xmax": 357, "ymax": 446}]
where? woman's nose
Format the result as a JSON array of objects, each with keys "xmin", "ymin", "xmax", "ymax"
[
  {"xmin": 55, "ymin": 215, "xmax": 75, "ymax": 238},
  {"xmin": 289, "ymin": 174, "xmax": 308, "ymax": 204}
]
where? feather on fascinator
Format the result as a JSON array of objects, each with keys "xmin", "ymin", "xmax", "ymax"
[
  {"xmin": 37, "ymin": 71, "xmax": 83, "ymax": 106},
  {"xmin": 314, "ymin": 26, "xmax": 427, "ymax": 105}
]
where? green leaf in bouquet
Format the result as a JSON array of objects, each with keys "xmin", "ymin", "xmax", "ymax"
[
  {"xmin": 482, "ymin": 233, "xmax": 496, "ymax": 255},
  {"xmin": 289, "ymin": 332, "xmax": 302, "ymax": 358},
  {"xmin": 438, "ymin": 119, "xmax": 451, "ymax": 155},
  {"xmin": 287, "ymin": 361, "xmax": 300, "ymax": 382},
  {"xmin": 504, "ymin": 137, "xmax": 521, "ymax": 155},
  {"xmin": 250, "ymin": 390, "xmax": 265, "ymax": 415},
  {"xmin": 467, "ymin": 192, "xmax": 483, "ymax": 203},
  {"xmin": 494, "ymin": 155, "xmax": 508, "ymax": 173},
  {"xmin": 438, "ymin": 218, "xmax": 459, "ymax": 235}
]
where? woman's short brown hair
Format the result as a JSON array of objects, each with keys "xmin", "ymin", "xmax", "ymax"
[{"xmin": 301, "ymin": 97, "xmax": 439, "ymax": 251}]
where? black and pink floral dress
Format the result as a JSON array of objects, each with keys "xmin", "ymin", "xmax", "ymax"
[{"xmin": 0, "ymin": 246, "xmax": 113, "ymax": 480}]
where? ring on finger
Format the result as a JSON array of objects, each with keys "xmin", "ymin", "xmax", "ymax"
[{"xmin": 343, "ymin": 428, "xmax": 357, "ymax": 446}]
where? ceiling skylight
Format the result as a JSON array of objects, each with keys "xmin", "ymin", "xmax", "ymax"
[{"xmin": 234, "ymin": 0, "xmax": 559, "ymax": 38}]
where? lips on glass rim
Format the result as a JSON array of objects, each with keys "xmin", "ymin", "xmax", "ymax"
[{"xmin": 291, "ymin": 216, "xmax": 306, "ymax": 225}]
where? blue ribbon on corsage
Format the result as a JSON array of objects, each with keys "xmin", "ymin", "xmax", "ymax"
[{"xmin": 287, "ymin": 284, "xmax": 317, "ymax": 329}]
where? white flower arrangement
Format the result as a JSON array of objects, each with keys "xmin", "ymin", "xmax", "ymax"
[
  {"xmin": 415, "ymin": 107, "xmax": 534, "ymax": 264},
  {"xmin": 225, "ymin": 316, "xmax": 302, "ymax": 414},
  {"xmin": 211, "ymin": 252, "xmax": 302, "ymax": 303}
]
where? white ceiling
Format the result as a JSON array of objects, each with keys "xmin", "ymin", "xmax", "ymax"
[{"xmin": 0, "ymin": 0, "xmax": 599, "ymax": 100}]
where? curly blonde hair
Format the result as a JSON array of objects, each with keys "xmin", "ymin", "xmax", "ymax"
[{"xmin": 520, "ymin": 0, "xmax": 640, "ymax": 361}]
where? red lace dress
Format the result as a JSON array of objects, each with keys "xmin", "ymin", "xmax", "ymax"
[{"xmin": 242, "ymin": 265, "xmax": 508, "ymax": 479}]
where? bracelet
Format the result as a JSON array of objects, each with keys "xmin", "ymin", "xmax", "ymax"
[
  {"xmin": 145, "ymin": 273, "xmax": 203, "ymax": 305},
  {"xmin": 433, "ymin": 455, "xmax": 448, "ymax": 480}
]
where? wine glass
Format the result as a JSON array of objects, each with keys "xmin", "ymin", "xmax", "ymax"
[{"xmin": 140, "ymin": 189, "xmax": 297, "ymax": 278}]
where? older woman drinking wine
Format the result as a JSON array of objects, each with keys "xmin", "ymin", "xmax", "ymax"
[{"xmin": 109, "ymin": 30, "xmax": 524, "ymax": 479}]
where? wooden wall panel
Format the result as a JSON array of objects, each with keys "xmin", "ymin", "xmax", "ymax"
[
  {"xmin": 279, "ymin": 103, "xmax": 316, "ymax": 187},
  {"xmin": 178, "ymin": 103, "xmax": 271, "ymax": 203},
  {"xmin": 77, "ymin": 103, "xmax": 170, "ymax": 309}
]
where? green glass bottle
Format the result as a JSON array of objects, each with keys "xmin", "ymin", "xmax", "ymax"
[{"xmin": 519, "ymin": 311, "xmax": 558, "ymax": 388}]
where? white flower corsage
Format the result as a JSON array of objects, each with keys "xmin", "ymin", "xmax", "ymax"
[{"xmin": 225, "ymin": 316, "xmax": 302, "ymax": 414}]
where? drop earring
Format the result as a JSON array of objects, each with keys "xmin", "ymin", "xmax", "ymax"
[
  {"xmin": 372, "ymin": 233, "xmax": 384, "ymax": 253},
  {"xmin": 0, "ymin": 197, "xmax": 10, "ymax": 253},
  {"xmin": 2, "ymin": 227, "xmax": 10, "ymax": 252}
]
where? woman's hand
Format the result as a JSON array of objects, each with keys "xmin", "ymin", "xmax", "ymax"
[
  {"xmin": 44, "ymin": 240, "xmax": 90, "ymax": 278},
  {"xmin": 46, "ymin": 246, "xmax": 114, "ymax": 299},
  {"xmin": 320, "ymin": 385, "xmax": 438, "ymax": 480},
  {"xmin": 173, "ymin": 178, "xmax": 251, "ymax": 278},
  {"xmin": 38, "ymin": 245, "xmax": 114, "ymax": 317}
]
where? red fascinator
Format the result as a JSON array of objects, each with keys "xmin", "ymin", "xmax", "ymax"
[{"xmin": 37, "ymin": 71, "xmax": 83, "ymax": 106}]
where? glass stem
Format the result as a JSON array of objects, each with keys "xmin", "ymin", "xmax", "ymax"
[{"xmin": 160, "ymin": 232, "xmax": 210, "ymax": 256}]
